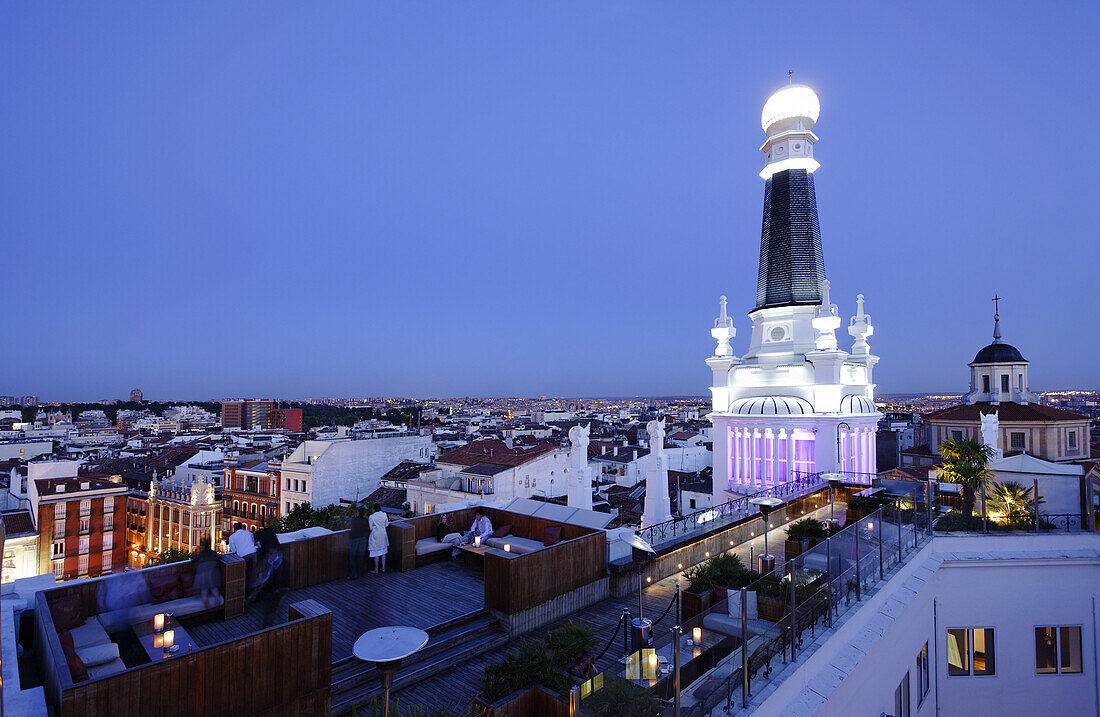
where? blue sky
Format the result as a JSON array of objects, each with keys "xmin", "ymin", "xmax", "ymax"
[{"xmin": 3, "ymin": 2, "xmax": 1098, "ymax": 401}]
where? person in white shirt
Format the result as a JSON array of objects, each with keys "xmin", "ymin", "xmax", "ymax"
[
  {"xmin": 453, "ymin": 509, "xmax": 494, "ymax": 557},
  {"xmin": 228, "ymin": 522, "xmax": 257, "ymax": 584}
]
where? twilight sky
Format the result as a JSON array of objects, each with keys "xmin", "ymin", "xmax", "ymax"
[{"xmin": 3, "ymin": 2, "xmax": 1098, "ymax": 401}]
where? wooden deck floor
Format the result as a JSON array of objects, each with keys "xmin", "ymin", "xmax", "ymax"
[
  {"xmin": 392, "ymin": 503, "xmax": 843, "ymax": 713},
  {"xmin": 188, "ymin": 560, "xmax": 485, "ymax": 661}
]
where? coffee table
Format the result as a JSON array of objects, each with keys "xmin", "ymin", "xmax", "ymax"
[
  {"xmin": 133, "ymin": 614, "xmax": 196, "ymax": 662},
  {"xmin": 456, "ymin": 543, "xmax": 492, "ymax": 570}
]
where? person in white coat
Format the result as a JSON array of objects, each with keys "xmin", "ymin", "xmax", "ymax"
[{"xmin": 367, "ymin": 503, "xmax": 390, "ymax": 574}]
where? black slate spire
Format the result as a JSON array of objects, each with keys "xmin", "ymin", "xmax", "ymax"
[{"xmin": 755, "ymin": 168, "xmax": 825, "ymax": 310}]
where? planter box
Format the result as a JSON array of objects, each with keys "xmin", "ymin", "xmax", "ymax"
[
  {"xmin": 756, "ymin": 594, "xmax": 789, "ymax": 622},
  {"xmin": 473, "ymin": 685, "xmax": 572, "ymax": 717},
  {"xmin": 845, "ymin": 508, "xmax": 868, "ymax": 525},
  {"xmin": 784, "ymin": 538, "xmax": 811, "ymax": 562},
  {"xmin": 681, "ymin": 589, "xmax": 712, "ymax": 622}
]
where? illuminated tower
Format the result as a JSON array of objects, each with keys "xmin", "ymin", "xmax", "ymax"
[{"xmin": 707, "ymin": 83, "xmax": 880, "ymax": 506}]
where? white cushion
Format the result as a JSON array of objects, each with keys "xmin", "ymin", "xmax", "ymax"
[
  {"xmin": 158, "ymin": 596, "xmax": 213, "ymax": 616},
  {"xmin": 68, "ymin": 617, "xmax": 110, "ymax": 650},
  {"xmin": 442, "ymin": 532, "xmax": 464, "ymax": 546},
  {"xmin": 414, "ymin": 538, "xmax": 451, "ymax": 556},
  {"xmin": 76, "ymin": 640, "xmax": 120, "ymax": 667},
  {"xmin": 727, "ymin": 590, "xmax": 757, "ymax": 620},
  {"xmin": 85, "ymin": 657, "xmax": 127, "ymax": 680}
]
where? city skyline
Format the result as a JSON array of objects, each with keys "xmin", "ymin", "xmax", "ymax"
[{"xmin": 4, "ymin": 3, "xmax": 1099, "ymax": 399}]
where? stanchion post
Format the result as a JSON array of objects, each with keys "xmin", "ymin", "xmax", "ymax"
[
  {"xmin": 877, "ymin": 509, "xmax": 883, "ymax": 579},
  {"xmin": 741, "ymin": 587, "xmax": 749, "ymax": 706},
  {"xmin": 854, "ymin": 518, "xmax": 861, "ymax": 601},
  {"xmin": 672, "ymin": 625, "xmax": 682, "ymax": 717}
]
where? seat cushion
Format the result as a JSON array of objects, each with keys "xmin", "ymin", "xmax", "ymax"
[
  {"xmin": 97, "ymin": 602, "xmax": 161, "ymax": 633},
  {"xmin": 157, "ymin": 595, "xmax": 214, "ymax": 617},
  {"xmin": 492, "ymin": 524, "xmax": 512, "ymax": 538},
  {"xmin": 146, "ymin": 572, "xmax": 183, "ymax": 604},
  {"xmin": 727, "ymin": 590, "xmax": 758, "ymax": 620},
  {"xmin": 486, "ymin": 536, "xmax": 542, "ymax": 554},
  {"xmin": 543, "ymin": 526, "xmax": 562, "ymax": 547},
  {"xmin": 85, "ymin": 657, "xmax": 127, "ymax": 680},
  {"xmin": 58, "ymin": 631, "xmax": 89, "ymax": 682},
  {"xmin": 49, "ymin": 594, "xmax": 87, "ymax": 633},
  {"xmin": 68, "ymin": 616, "xmax": 110, "ymax": 650},
  {"xmin": 414, "ymin": 538, "xmax": 451, "ymax": 556},
  {"xmin": 76, "ymin": 640, "xmax": 120, "ymax": 668}
]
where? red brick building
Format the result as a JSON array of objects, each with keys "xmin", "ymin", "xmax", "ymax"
[
  {"xmin": 272, "ymin": 407, "xmax": 303, "ymax": 432},
  {"xmin": 222, "ymin": 458, "xmax": 280, "ymax": 532},
  {"xmin": 220, "ymin": 400, "xmax": 301, "ymax": 431},
  {"xmin": 29, "ymin": 472, "xmax": 128, "ymax": 580}
]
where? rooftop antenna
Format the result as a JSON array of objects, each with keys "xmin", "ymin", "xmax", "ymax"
[{"xmin": 788, "ymin": 69, "xmax": 793, "ymax": 84}]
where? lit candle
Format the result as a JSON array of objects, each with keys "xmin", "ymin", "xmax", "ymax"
[
  {"xmin": 503, "ymin": 544, "xmax": 510, "ymax": 552},
  {"xmin": 153, "ymin": 633, "xmax": 163, "ymax": 649},
  {"xmin": 163, "ymin": 629, "xmax": 174, "ymax": 650},
  {"xmin": 474, "ymin": 536, "xmax": 481, "ymax": 547},
  {"xmin": 692, "ymin": 627, "xmax": 702, "ymax": 644},
  {"xmin": 153, "ymin": 613, "xmax": 165, "ymax": 632},
  {"xmin": 647, "ymin": 652, "xmax": 658, "ymax": 677},
  {"xmin": 867, "ymin": 522, "xmax": 874, "ymax": 530}
]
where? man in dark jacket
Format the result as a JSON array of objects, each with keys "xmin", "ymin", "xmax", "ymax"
[{"xmin": 348, "ymin": 508, "xmax": 369, "ymax": 579}]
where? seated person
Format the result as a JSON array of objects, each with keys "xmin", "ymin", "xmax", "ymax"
[
  {"xmin": 436, "ymin": 514, "xmax": 463, "ymax": 546},
  {"xmin": 453, "ymin": 509, "xmax": 493, "ymax": 556}
]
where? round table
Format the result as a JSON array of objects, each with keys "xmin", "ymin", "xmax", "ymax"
[{"xmin": 353, "ymin": 626, "xmax": 430, "ymax": 714}]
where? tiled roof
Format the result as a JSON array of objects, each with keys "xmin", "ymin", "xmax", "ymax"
[
  {"xmin": 670, "ymin": 431, "xmax": 698, "ymax": 440},
  {"xmin": 1, "ymin": 510, "xmax": 35, "ymax": 536},
  {"xmin": 380, "ymin": 461, "xmax": 432, "ymax": 482},
  {"xmin": 364, "ymin": 486, "xmax": 407, "ymax": 511},
  {"xmin": 438, "ymin": 440, "xmax": 556, "ymax": 468},
  {"xmin": 926, "ymin": 402, "xmax": 1087, "ymax": 423},
  {"xmin": 34, "ymin": 476, "xmax": 125, "ymax": 496}
]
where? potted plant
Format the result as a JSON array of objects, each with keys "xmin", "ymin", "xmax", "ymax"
[
  {"xmin": 681, "ymin": 561, "xmax": 716, "ymax": 620},
  {"xmin": 784, "ymin": 518, "xmax": 827, "ymax": 561},
  {"xmin": 845, "ymin": 495, "xmax": 889, "ymax": 523}
]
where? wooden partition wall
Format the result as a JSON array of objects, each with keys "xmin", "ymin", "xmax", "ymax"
[
  {"xmin": 279, "ymin": 529, "xmax": 350, "ymax": 589},
  {"xmin": 483, "ymin": 528, "xmax": 606, "ymax": 615},
  {"xmin": 40, "ymin": 598, "xmax": 332, "ymax": 716}
]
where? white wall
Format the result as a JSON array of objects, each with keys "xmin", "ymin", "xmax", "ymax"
[
  {"xmin": 310, "ymin": 434, "xmax": 431, "ymax": 507},
  {"xmin": 0, "ymin": 441, "xmax": 52, "ymax": 461}
]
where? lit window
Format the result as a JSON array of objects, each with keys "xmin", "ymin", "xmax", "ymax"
[
  {"xmin": 1010, "ymin": 432, "xmax": 1026, "ymax": 449},
  {"xmin": 1036, "ymin": 626, "xmax": 1082, "ymax": 674},
  {"xmin": 947, "ymin": 628, "xmax": 995, "ymax": 676}
]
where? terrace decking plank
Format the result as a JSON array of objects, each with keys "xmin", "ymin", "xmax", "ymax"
[{"xmin": 187, "ymin": 559, "xmax": 484, "ymax": 661}]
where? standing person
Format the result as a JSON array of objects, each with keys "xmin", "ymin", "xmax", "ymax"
[
  {"xmin": 228, "ymin": 522, "xmax": 257, "ymax": 587},
  {"xmin": 367, "ymin": 503, "xmax": 389, "ymax": 574},
  {"xmin": 253, "ymin": 521, "xmax": 284, "ymax": 628},
  {"xmin": 347, "ymin": 508, "xmax": 369, "ymax": 579},
  {"xmin": 192, "ymin": 537, "xmax": 221, "ymax": 607}
]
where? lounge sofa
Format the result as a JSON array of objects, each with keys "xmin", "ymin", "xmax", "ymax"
[
  {"xmin": 49, "ymin": 595, "xmax": 127, "ymax": 682},
  {"xmin": 701, "ymin": 591, "xmax": 776, "ymax": 639},
  {"xmin": 483, "ymin": 536, "xmax": 543, "ymax": 554},
  {"xmin": 414, "ymin": 532, "xmax": 463, "ymax": 560}
]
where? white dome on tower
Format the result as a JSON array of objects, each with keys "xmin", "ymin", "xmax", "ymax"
[{"xmin": 761, "ymin": 84, "xmax": 820, "ymax": 133}]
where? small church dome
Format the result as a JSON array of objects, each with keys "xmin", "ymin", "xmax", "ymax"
[
  {"xmin": 839, "ymin": 394, "xmax": 877, "ymax": 414},
  {"xmin": 972, "ymin": 342, "xmax": 1026, "ymax": 364},
  {"xmin": 729, "ymin": 396, "xmax": 814, "ymax": 415}
]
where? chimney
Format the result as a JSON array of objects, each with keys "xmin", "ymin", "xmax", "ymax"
[{"xmin": 633, "ymin": 450, "xmax": 638, "ymax": 462}]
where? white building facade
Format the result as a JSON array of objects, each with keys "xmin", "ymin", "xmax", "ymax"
[{"xmin": 708, "ymin": 85, "xmax": 880, "ymax": 507}]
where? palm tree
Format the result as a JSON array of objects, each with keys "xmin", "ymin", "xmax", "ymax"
[
  {"xmin": 936, "ymin": 437, "xmax": 994, "ymax": 518},
  {"xmin": 988, "ymin": 480, "xmax": 1041, "ymax": 524}
]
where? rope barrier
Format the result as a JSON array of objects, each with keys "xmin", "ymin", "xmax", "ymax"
[
  {"xmin": 593, "ymin": 613, "xmax": 626, "ymax": 664},
  {"xmin": 649, "ymin": 589, "xmax": 679, "ymax": 628}
]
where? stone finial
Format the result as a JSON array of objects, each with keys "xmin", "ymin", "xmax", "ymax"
[
  {"xmin": 710, "ymin": 295, "xmax": 736, "ymax": 357},
  {"xmin": 848, "ymin": 292, "xmax": 874, "ymax": 356}
]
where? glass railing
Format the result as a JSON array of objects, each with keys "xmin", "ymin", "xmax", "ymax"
[{"xmin": 581, "ymin": 483, "xmax": 938, "ymax": 716}]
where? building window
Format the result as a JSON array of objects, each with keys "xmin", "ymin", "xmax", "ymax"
[
  {"xmin": 52, "ymin": 540, "xmax": 64, "ymax": 557},
  {"xmin": 103, "ymin": 496, "xmax": 114, "ymax": 512},
  {"xmin": 53, "ymin": 520, "xmax": 65, "ymax": 539},
  {"xmin": 1010, "ymin": 432, "xmax": 1026, "ymax": 449},
  {"xmin": 916, "ymin": 642, "xmax": 929, "ymax": 706},
  {"xmin": 52, "ymin": 560, "xmax": 64, "ymax": 579},
  {"xmin": 1001, "ymin": 375, "xmax": 1010, "ymax": 393},
  {"xmin": 1017, "ymin": 374, "xmax": 1023, "ymax": 389},
  {"xmin": 982, "ymin": 375, "xmax": 990, "ymax": 393},
  {"xmin": 947, "ymin": 628, "xmax": 995, "ymax": 676},
  {"xmin": 689, "ymin": 498, "xmax": 696, "ymax": 509},
  {"xmin": 78, "ymin": 555, "xmax": 89, "ymax": 575},
  {"xmin": 79, "ymin": 517, "xmax": 91, "ymax": 534},
  {"xmin": 104, "ymin": 514, "xmax": 114, "ymax": 531},
  {"xmin": 1036, "ymin": 626, "xmax": 1082, "ymax": 674},
  {"xmin": 79, "ymin": 536, "xmax": 90, "ymax": 554},
  {"xmin": 103, "ymin": 533, "xmax": 113, "ymax": 551},
  {"xmin": 286, "ymin": 501, "xmax": 291, "ymax": 513},
  {"xmin": 1068, "ymin": 431, "xmax": 1077, "ymax": 450},
  {"xmin": 54, "ymin": 503, "xmax": 66, "ymax": 519},
  {"xmin": 894, "ymin": 671, "xmax": 910, "ymax": 717},
  {"xmin": 79, "ymin": 499, "xmax": 91, "ymax": 516},
  {"xmin": 951, "ymin": 430, "xmax": 963, "ymax": 441},
  {"xmin": 101, "ymin": 551, "xmax": 113, "ymax": 574}
]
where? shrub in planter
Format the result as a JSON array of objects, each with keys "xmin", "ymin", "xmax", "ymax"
[
  {"xmin": 477, "ymin": 622, "xmax": 596, "ymax": 703},
  {"xmin": 785, "ymin": 518, "xmax": 828, "ymax": 560}
]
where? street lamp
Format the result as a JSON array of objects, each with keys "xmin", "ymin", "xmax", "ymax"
[
  {"xmin": 821, "ymin": 472, "xmax": 843, "ymax": 525},
  {"xmin": 749, "ymin": 496, "xmax": 783, "ymax": 575}
]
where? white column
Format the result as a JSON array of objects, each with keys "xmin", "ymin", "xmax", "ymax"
[
  {"xmin": 785, "ymin": 429, "xmax": 795, "ymax": 482},
  {"xmin": 731, "ymin": 428, "xmax": 741, "ymax": 490},
  {"xmin": 712, "ymin": 422, "xmax": 730, "ymax": 504},
  {"xmin": 749, "ymin": 429, "xmax": 757, "ymax": 490},
  {"xmin": 771, "ymin": 430, "xmax": 780, "ymax": 488}
]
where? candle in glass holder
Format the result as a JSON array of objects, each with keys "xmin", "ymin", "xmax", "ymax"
[
  {"xmin": 163, "ymin": 629, "xmax": 175, "ymax": 651},
  {"xmin": 692, "ymin": 627, "xmax": 702, "ymax": 644},
  {"xmin": 647, "ymin": 652, "xmax": 658, "ymax": 678},
  {"xmin": 474, "ymin": 536, "xmax": 481, "ymax": 547},
  {"xmin": 503, "ymin": 544, "xmax": 510, "ymax": 552},
  {"xmin": 153, "ymin": 633, "xmax": 163, "ymax": 649},
  {"xmin": 153, "ymin": 613, "xmax": 165, "ymax": 632}
]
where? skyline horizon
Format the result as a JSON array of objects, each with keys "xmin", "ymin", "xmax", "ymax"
[{"xmin": 4, "ymin": 3, "xmax": 1098, "ymax": 399}]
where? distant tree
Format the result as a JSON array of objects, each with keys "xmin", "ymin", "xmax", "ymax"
[
  {"xmin": 936, "ymin": 437, "xmax": 994, "ymax": 517},
  {"xmin": 149, "ymin": 547, "xmax": 195, "ymax": 566},
  {"xmin": 267, "ymin": 502, "xmax": 353, "ymax": 533}
]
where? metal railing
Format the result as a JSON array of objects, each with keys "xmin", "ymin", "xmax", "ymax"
[{"xmin": 639, "ymin": 473, "xmax": 826, "ymax": 548}]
